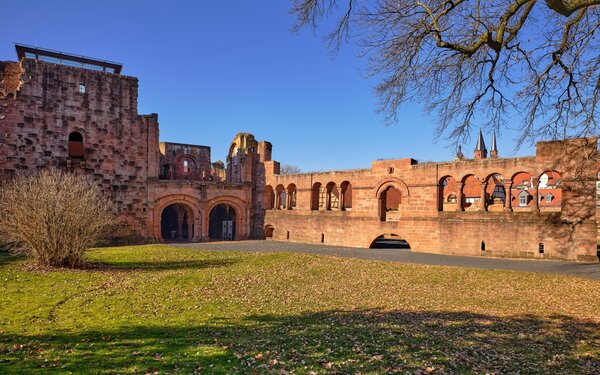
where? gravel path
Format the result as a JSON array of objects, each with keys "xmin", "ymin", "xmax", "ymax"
[{"xmin": 173, "ymin": 240, "xmax": 600, "ymax": 280}]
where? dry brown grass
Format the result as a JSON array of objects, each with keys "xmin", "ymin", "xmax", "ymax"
[{"xmin": 0, "ymin": 170, "xmax": 114, "ymax": 267}]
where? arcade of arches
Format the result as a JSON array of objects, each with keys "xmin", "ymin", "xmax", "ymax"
[
  {"xmin": 4, "ymin": 53, "xmax": 597, "ymax": 265},
  {"xmin": 263, "ymin": 137, "xmax": 599, "ymax": 262}
]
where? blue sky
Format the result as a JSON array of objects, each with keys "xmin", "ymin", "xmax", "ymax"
[{"xmin": 0, "ymin": 1, "xmax": 535, "ymax": 171}]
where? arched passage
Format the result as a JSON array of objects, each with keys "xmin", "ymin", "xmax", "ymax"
[
  {"xmin": 485, "ymin": 173, "xmax": 506, "ymax": 211},
  {"xmin": 209, "ymin": 203, "xmax": 237, "ymax": 240},
  {"xmin": 379, "ymin": 186, "xmax": 403, "ymax": 221},
  {"xmin": 538, "ymin": 171, "xmax": 562, "ymax": 211},
  {"xmin": 160, "ymin": 203, "xmax": 194, "ymax": 241},
  {"xmin": 369, "ymin": 234, "xmax": 411, "ymax": 249},
  {"xmin": 340, "ymin": 181, "xmax": 352, "ymax": 211},
  {"xmin": 461, "ymin": 174, "xmax": 481, "ymax": 211},
  {"xmin": 439, "ymin": 175, "xmax": 457, "ymax": 211},
  {"xmin": 264, "ymin": 185, "xmax": 275, "ymax": 210}
]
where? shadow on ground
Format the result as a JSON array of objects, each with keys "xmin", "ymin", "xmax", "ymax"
[
  {"xmin": 0, "ymin": 252, "xmax": 23, "ymax": 267},
  {"xmin": 84, "ymin": 258, "xmax": 238, "ymax": 272},
  {"xmin": 1, "ymin": 310, "xmax": 598, "ymax": 374}
]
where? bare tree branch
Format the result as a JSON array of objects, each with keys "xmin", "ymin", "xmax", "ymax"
[{"xmin": 291, "ymin": 0, "xmax": 600, "ymax": 146}]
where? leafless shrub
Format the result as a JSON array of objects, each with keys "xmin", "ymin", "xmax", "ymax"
[
  {"xmin": 280, "ymin": 164, "xmax": 303, "ymax": 174},
  {"xmin": 0, "ymin": 170, "xmax": 114, "ymax": 268}
]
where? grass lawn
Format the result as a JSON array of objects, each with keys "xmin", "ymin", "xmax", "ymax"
[{"xmin": 1, "ymin": 245, "xmax": 599, "ymax": 374}]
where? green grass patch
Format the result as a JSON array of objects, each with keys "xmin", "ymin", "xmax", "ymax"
[{"xmin": 1, "ymin": 245, "xmax": 599, "ymax": 374}]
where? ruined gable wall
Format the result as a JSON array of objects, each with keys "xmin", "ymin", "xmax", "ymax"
[
  {"xmin": 0, "ymin": 59, "xmax": 157, "ymax": 238},
  {"xmin": 159, "ymin": 142, "xmax": 212, "ymax": 180}
]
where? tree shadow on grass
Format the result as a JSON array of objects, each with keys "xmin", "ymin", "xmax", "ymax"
[
  {"xmin": 0, "ymin": 252, "xmax": 24, "ymax": 267},
  {"xmin": 83, "ymin": 258, "xmax": 239, "ymax": 272},
  {"xmin": 0, "ymin": 310, "xmax": 598, "ymax": 374}
]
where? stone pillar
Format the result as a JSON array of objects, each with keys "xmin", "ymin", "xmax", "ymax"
[
  {"xmin": 340, "ymin": 188, "xmax": 346, "ymax": 211},
  {"xmin": 187, "ymin": 219, "xmax": 193, "ymax": 241},
  {"xmin": 456, "ymin": 183, "xmax": 464, "ymax": 212},
  {"xmin": 286, "ymin": 189, "xmax": 292, "ymax": 210},
  {"xmin": 479, "ymin": 182, "xmax": 487, "ymax": 211},
  {"xmin": 275, "ymin": 191, "xmax": 280, "ymax": 210},
  {"xmin": 326, "ymin": 189, "xmax": 331, "ymax": 211},
  {"xmin": 531, "ymin": 178, "xmax": 540, "ymax": 213},
  {"xmin": 503, "ymin": 182, "xmax": 513, "ymax": 212},
  {"xmin": 194, "ymin": 217, "xmax": 201, "ymax": 241}
]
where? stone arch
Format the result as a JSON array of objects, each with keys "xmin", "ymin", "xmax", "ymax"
[
  {"xmin": 460, "ymin": 174, "xmax": 481, "ymax": 211},
  {"xmin": 152, "ymin": 195, "xmax": 201, "ymax": 242},
  {"xmin": 208, "ymin": 203, "xmax": 237, "ymax": 240},
  {"xmin": 374, "ymin": 178, "xmax": 410, "ymax": 199},
  {"xmin": 161, "ymin": 203, "xmax": 194, "ymax": 241},
  {"xmin": 228, "ymin": 142, "xmax": 238, "ymax": 159},
  {"xmin": 311, "ymin": 182, "xmax": 322, "ymax": 210},
  {"xmin": 68, "ymin": 131, "xmax": 84, "ymax": 158},
  {"xmin": 174, "ymin": 154, "xmax": 198, "ymax": 180},
  {"xmin": 275, "ymin": 184, "xmax": 286, "ymax": 209},
  {"xmin": 369, "ymin": 233, "xmax": 411, "ymax": 249},
  {"xmin": 325, "ymin": 181, "xmax": 339, "ymax": 210},
  {"xmin": 205, "ymin": 196, "xmax": 246, "ymax": 240},
  {"xmin": 538, "ymin": 170, "xmax": 563, "ymax": 210},
  {"xmin": 484, "ymin": 173, "xmax": 506, "ymax": 211},
  {"xmin": 375, "ymin": 179, "xmax": 409, "ymax": 221},
  {"xmin": 511, "ymin": 171, "xmax": 534, "ymax": 210},
  {"xmin": 438, "ymin": 175, "xmax": 457, "ymax": 211},
  {"xmin": 287, "ymin": 183, "xmax": 297, "ymax": 209},
  {"xmin": 264, "ymin": 185, "xmax": 275, "ymax": 210}
]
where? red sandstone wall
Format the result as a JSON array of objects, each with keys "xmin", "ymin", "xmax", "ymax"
[
  {"xmin": 159, "ymin": 142, "xmax": 213, "ymax": 181},
  {"xmin": 265, "ymin": 138, "xmax": 598, "ymax": 261},
  {"xmin": 0, "ymin": 59, "xmax": 156, "ymax": 238},
  {"xmin": 147, "ymin": 180, "xmax": 254, "ymax": 241}
]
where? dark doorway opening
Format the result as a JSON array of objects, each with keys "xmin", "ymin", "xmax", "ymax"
[
  {"xmin": 370, "ymin": 234, "xmax": 411, "ymax": 250},
  {"xmin": 209, "ymin": 204, "xmax": 236, "ymax": 240},
  {"xmin": 160, "ymin": 204, "xmax": 192, "ymax": 241},
  {"xmin": 264, "ymin": 225, "xmax": 274, "ymax": 239}
]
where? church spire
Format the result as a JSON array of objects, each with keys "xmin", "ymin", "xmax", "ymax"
[
  {"xmin": 454, "ymin": 145, "xmax": 464, "ymax": 161},
  {"xmin": 490, "ymin": 130, "xmax": 498, "ymax": 158},
  {"xmin": 474, "ymin": 128, "xmax": 487, "ymax": 159}
]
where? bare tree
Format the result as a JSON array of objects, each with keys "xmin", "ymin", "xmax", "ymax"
[
  {"xmin": 291, "ymin": 0, "xmax": 600, "ymax": 146},
  {"xmin": 280, "ymin": 164, "xmax": 303, "ymax": 174},
  {"xmin": 0, "ymin": 170, "xmax": 114, "ymax": 268}
]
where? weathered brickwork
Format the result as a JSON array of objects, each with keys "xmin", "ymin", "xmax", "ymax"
[
  {"xmin": 265, "ymin": 138, "xmax": 599, "ymax": 261},
  {"xmin": 1, "ymin": 46, "xmax": 598, "ymax": 261},
  {"xmin": 0, "ymin": 49, "xmax": 268, "ymax": 243},
  {"xmin": 0, "ymin": 58, "xmax": 159, "ymax": 237}
]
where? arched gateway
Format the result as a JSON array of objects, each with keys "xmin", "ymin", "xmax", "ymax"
[
  {"xmin": 160, "ymin": 203, "xmax": 194, "ymax": 241},
  {"xmin": 209, "ymin": 203, "xmax": 237, "ymax": 240}
]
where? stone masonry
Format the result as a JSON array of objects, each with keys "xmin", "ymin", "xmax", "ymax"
[
  {"xmin": 264, "ymin": 137, "xmax": 599, "ymax": 262},
  {"xmin": 1, "ymin": 45, "xmax": 598, "ymax": 261},
  {"xmin": 0, "ymin": 46, "xmax": 269, "ymax": 243}
]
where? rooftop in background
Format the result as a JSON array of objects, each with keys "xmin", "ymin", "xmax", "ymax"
[{"xmin": 15, "ymin": 43, "xmax": 122, "ymax": 74}]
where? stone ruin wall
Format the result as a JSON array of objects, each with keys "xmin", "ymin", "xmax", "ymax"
[
  {"xmin": 265, "ymin": 138, "xmax": 599, "ymax": 261},
  {"xmin": 0, "ymin": 59, "xmax": 159, "ymax": 240}
]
